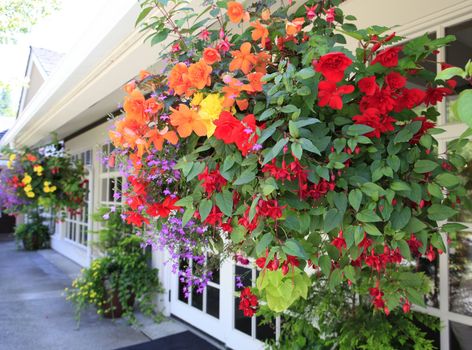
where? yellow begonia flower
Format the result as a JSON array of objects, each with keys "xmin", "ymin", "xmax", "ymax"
[
  {"xmin": 24, "ymin": 184, "xmax": 32, "ymax": 192},
  {"xmin": 9, "ymin": 154, "xmax": 16, "ymax": 162},
  {"xmin": 191, "ymin": 92, "xmax": 204, "ymax": 106},
  {"xmin": 33, "ymin": 165, "xmax": 44, "ymax": 175},
  {"xmin": 22, "ymin": 174, "xmax": 32, "ymax": 185},
  {"xmin": 198, "ymin": 93, "xmax": 224, "ymax": 137},
  {"xmin": 26, "ymin": 191, "xmax": 35, "ymax": 198}
]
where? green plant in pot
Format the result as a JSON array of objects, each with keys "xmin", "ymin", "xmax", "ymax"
[
  {"xmin": 66, "ymin": 208, "xmax": 162, "ymax": 325},
  {"xmin": 14, "ymin": 210, "xmax": 49, "ymax": 250}
]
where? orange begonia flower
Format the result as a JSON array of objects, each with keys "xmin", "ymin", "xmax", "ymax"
[
  {"xmin": 261, "ymin": 8, "xmax": 271, "ymax": 21},
  {"xmin": 168, "ymin": 62, "xmax": 193, "ymax": 96},
  {"xmin": 227, "ymin": 1, "xmax": 244, "ymax": 23},
  {"xmin": 146, "ymin": 127, "xmax": 178, "ymax": 150},
  {"xmin": 255, "ymin": 51, "xmax": 271, "ymax": 74},
  {"xmin": 244, "ymin": 72, "xmax": 265, "ymax": 93},
  {"xmin": 188, "ymin": 60, "xmax": 212, "ymax": 90},
  {"xmin": 202, "ymin": 48, "xmax": 221, "ymax": 65},
  {"xmin": 286, "ymin": 17, "xmax": 305, "ymax": 36},
  {"xmin": 123, "ymin": 89, "xmax": 147, "ymax": 123},
  {"xmin": 230, "ymin": 42, "xmax": 257, "ymax": 75},
  {"xmin": 236, "ymin": 99, "xmax": 249, "ymax": 111},
  {"xmin": 222, "ymin": 75, "xmax": 244, "ymax": 108},
  {"xmin": 170, "ymin": 104, "xmax": 207, "ymax": 138},
  {"xmin": 251, "ymin": 20, "xmax": 269, "ymax": 48},
  {"xmin": 139, "ymin": 70, "xmax": 151, "ymax": 80},
  {"xmin": 26, "ymin": 154, "xmax": 37, "ymax": 162},
  {"xmin": 124, "ymin": 81, "xmax": 136, "ymax": 94}
]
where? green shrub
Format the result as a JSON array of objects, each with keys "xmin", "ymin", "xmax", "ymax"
[{"xmin": 14, "ymin": 212, "xmax": 49, "ymax": 250}]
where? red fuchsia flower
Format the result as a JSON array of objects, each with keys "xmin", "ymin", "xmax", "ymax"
[
  {"xmin": 358, "ymin": 233, "xmax": 373, "ymax": 251},
  {"xmin": 262, "ymin": 159, "xmax": 292, "ymax": 182},
  {"xmin": 426, "ymin": 245, "xmax": 436, "ymax": 262},
  {"xmin": 305, "ymin": 4, "xmax": 318, "ymax": 20},
  {"xmin": 424, "ymin": 87, "xmax": 453, "ymax": 106},
  {"xmin": 281, "ymin": 255, "xmax": 300, "ymax": 275},
  {"xmin": 394, "ymin": 88, "xmax": 426, "ymax": 112},
  {"xmin": 255, "ymin": 251, "xmax": 279, "ymax": 271},
  {"xmin": 257, "ymin": 199, "xmax": 285, "ymax": 220},
  {"xmin": 410, "ymin": 116, "xmax": 435, "ymax": 144},
  {"xmin": 403, "ymin": 299, "xmax": 411, "ymax": 314},
  {"xmin": 239, "ymin": 287, "xmax": 258, "ymax": 317},
  {"xmin": 365, "ymin": 249, "xmax": 382, "ymax": 272},
  {"xmin": 358, "ymin": 76, "xmax": 378, "ymax": 96},
  {"xmin": 171, "ymin": 42, "xmax": 181, "ymax": 53},
  {"xmin": 315, "ymin": 52, "xmax": 352, "ymax": 82},
  {"xmin": 199, "ymin": 29, "xmax": 210, "ymax": 41},
  {"xmin": 352, "ymin": 108, "xmax": 396, "ymax": 138},
  {"xmin": 324, "ymin": 7, "xmax": 336, "ymax": 23},
  {"xmin": 331, "ymin": 230, "xmax": 347, "ymax": 252},
  {"xmin": 369, "ymin": 285, "xmax": 386, "ymax": 311},
  {"xmin": 407, "ymin": 233, "xmax": 423, "ymax": 257},
  {"xmin": 198, "ymin": 166, "xmax": 227, "ymax": 196},
  {"xmin": 385, "ymin": 71, "xmax": 407, "ymax": 90},
  {"xmin": 371, "ymin": 46, "xmax": 403, "ymax": 67},
  {"xmin": 318, "ymin": 81, "xmax": 355, "ymax": 110}
]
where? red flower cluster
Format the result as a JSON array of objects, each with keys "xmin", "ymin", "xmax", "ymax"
[
  {"xmin": 315, "ymin": 52, "xmax": 354, "ymax": 110},
  {"xmin": 255, "ymin": 252, "xmax": 300, "ymax": 275},
  {"xmin": 238, "ymin": 198, "xmax": 285, "ymax": 232},
  {"xmin": 214, "ymin": 111, "xmax": 259, "ymax": 156},
  {"xmin": 198, "ymin": 166, "xmax": 227, "ymax": 196},
  {"xmin": 239, "ymin": 287, "xmax": 258, "ymax": 317}
]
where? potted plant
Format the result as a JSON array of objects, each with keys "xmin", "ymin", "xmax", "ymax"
[
  {"xmin": 14, "ymin": 210, "xmax": 49, "ymax": 250},
  {"xmin": 66, "ymin": 208, "xmax": 162, "ymax": 325}
]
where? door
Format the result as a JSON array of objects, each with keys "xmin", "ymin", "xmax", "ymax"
[{"xmin": 170, "ymin": 257, "xmax": 279, "ymax": 349}]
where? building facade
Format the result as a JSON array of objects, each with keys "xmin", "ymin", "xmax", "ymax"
[{"xmin": 2, "ymin": 0, "xmax": 472, "ymax": 349}]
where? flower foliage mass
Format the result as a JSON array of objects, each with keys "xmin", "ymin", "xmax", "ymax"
[
  {"xmin": 0, "ymin": 145, "xmax": 87, "ymax": 214},
  {"xmin": 109, "ymin": 0, "xmax": 468, "ymax": 315}
]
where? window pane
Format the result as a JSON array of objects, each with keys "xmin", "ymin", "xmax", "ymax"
[
  {"xmin": 452, "ymin": 140, "xmax": 472, "ymax": 222},
  {"xmin": 191, "ymin": 286, "xmax": 203, "ymax": 311},
  {"xmin": 450, "ymin": 231, "xmax": 472, "ymax": 316},
  {"xmin": 418, "ymin": 257, "xmax": 440, "ymax": 308},
  {"xmin": 206, "ymin": 286, "xmax": 220, "ymax": 319},
  {"xmin": 236, "ymin": 265, "xmax": 252, "ymax": 288},
  {"xmin": 450, "ymin": 321, "xmax": 472, "ymax": 350},
  {"xmin": 101, "ymin": 179, "xmax": 108, "ymax": 202},
  {"xmin": 256, "ymin": 316, "xmax": 276, "ymax": 342},
  {"xmin": 445, "ymin": 19, "xmax": 472, "ymax": 124}
]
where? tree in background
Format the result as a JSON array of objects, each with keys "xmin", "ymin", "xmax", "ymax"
[
  {"xmin": 0, "ymin": 0, "xmax": 59, "ymax": 44},
  {"xmin": 0, "ymin": 86, "xmax": 14, "ymax": 117}
]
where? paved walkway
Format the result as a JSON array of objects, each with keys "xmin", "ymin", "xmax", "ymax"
[{"xmin": 0, "ymin": 240, "xmax": 150, "ymax": 350}]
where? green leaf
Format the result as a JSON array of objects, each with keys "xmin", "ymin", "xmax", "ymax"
[
  {"xmin": 427, "ymin": 183, "xmax": 443, "ymax": 199},
  {"xmin": 346, "ymin": 124, "xmax": 374, "ymax": 136},
  {"xmin": 356, "ymin": 210, "xmax": 382, "ymax": 223},
  {"xmin": 299, "ymin": 138, "xmax": 321, "ymax": 155},
  {"xmin": 215, "ymin": 190, "xmax": 233, "ymax": 217},
  {"xmin": 174, "ymin": 196, "xmax": 193, "ymax": 208},
  {"xmin": 436, "ymin": 66, "xmax": 465, "ymax": 81},
  {"xmin": 282, "ymin": 239, "xmax": 308, "ymax": 259},
  {"xmin": 394, "ymin": 127, "xmax": 413, "ymax": 144},
  {"xmin": 199, "ymin": 199, "xmax": 212, "ymax": 222},
  {"xmin": 256, "ymin": 233, "xmax": 273, "ymax": 256},
  {"xmin": 291, "ymin": 142, "xmax": 303, "ymax": 159},
  {"xmin": 397, "ymin": 240, "xmax": 412, "ymax": 260},
  {"xmin": 390, "ymin": 181, "xmax": 411, "ymax": 192},
  {"xmin": 324, "ymin": 208, "xmax": 342, "ymax": 232},
  {"xmin": 435, "ymin": 173, "xmax": 460, "ymax": 188},
  {"xmin": 150, "ymin": 28, "xmax": 171, "ymax": 45},
  {"xmin": 187, "ymin": 162, "xmax": 205, "ymax": 181},
  {"xmin": 258, "ymin": 120, "xmax": 284, "ymax": 144},
  {"xmin": 293, "ymin": 118, "xmax": 319, "ymax": 128},
  {"xmin": 319, "ymin": 255, "xmax": 331, "ymax": 276},
  {"xmin": 259, "ymin": 108, "xmax": 276, "ymax": 121},
  {"xmin": 248, "ymin": 196, "xmax": 260, "ymax": 222},
  {"xmin": 453, "ymin": 90, "xmax": 472, "ymax": 128},
  {"xmin": 442, "ymin": 222, "xmax": 468, "ymax": 233},
  {"xmin": 405, "ymin": 217, "xmax": 427, "ymax": 233},
  {"xmin": 136, "ymin": 7, "xmax": 152, "ymax": 26},
  {"xmin": 329, "ymin": 268, "xmax": 343, "ymax": 290},
  {"xmin": 182, "ymin": 207, "xmax": 196, "ymax": 226},
  {"xmin": 343, "ymin": 265, "xmax": 356, "ymax": 282},
  {"xmin": 391, "ymin": 207, "xmax": 411, "ymax": 230},
  {"xmin": 233, "ymin": 169, "xmax": 256, "ymax": 185},
  {"xmin": 348, "ymin": 189, "xmax": 362, "ymax": 211},
  {"xmin": 262, "ymin": 138, "xmax": 289, "ymax": 165},
  {"xmin": 231, "ymin": 225, "xmax": 246, "ymax": 244},
  {"xmin": 295, "ymin": 67, "xmax": 316, "ymax": 80},
  {"xmin": 281, "ymin": 105, "xmax": 299, "ymax": 114},
  {"xmin": 427, "ymin": 204, "xmax": 457, "ymax": 221},
  {"xmin": 414, "ymin": 160, "xmax": 438, "ymax": 173},
  {"xmin": 363, "ymin": 223, "xmax": 382, "ymax": 236}
]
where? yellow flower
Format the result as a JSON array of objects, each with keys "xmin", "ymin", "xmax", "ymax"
[
  {"xmin": 33, "ymin": 165, "xmax": 44, "ymax": 175},
  {"xmin": 43, "ymin": 181, "xmax": 57, "ymax": 193},
  {"xmin": 26, "ymin": 191, "xmax": 35, "ymax": 198},
  {"xmin": 22, "ymin": 174, "xmax": 32, "ymax": 185},
  {"xmin": 7, "ymin": 154, "xmax": 16, "ymax": 169},
  {"xmin": 198, "ymin": 93, "xmax": 224, "ymax": 137},
  {"xmin": 191, "ymin": 92, "xmax": 204, "ymax": 106}
]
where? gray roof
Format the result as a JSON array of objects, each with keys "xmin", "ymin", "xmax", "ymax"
[{"xmin": 31, "ymin": 47, "xmax": 64, "ymax": 76}]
